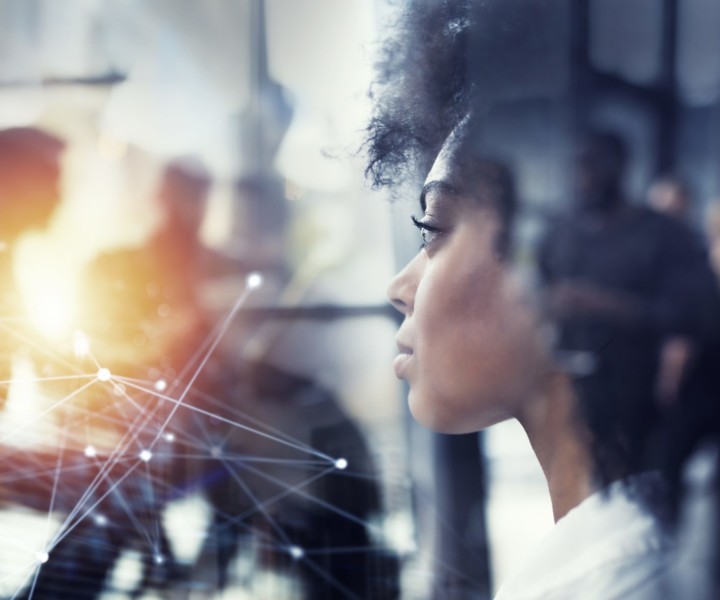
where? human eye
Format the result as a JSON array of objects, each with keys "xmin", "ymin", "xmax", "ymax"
[{"xmin": 411, "ymin": 215, "xmax": 443, "ymax": 250}]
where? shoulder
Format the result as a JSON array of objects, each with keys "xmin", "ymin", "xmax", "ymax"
[{"xmin": 628, "ymin": 205, "xmax": 699, "ymax": 243}]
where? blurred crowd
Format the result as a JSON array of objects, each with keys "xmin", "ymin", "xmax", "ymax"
[{"xmin": 0, "ymin": 127, "xmax": 399, "ymax": 599}]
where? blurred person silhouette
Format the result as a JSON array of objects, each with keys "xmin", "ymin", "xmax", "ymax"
[
  {"xmin": 0, "ymin": 127, "xmax": 64, "ymax": 407},
  {"xmin": 653, "ymin": 196, "xmax": 720, "ymax": 599},
  {"xmin": 37, "ymin": 161, "xmax": 398, "ymax": 598},
  {"xmin": 646, "ymin": 175, "xmax": 700, "ymax": 406},
  {"xmin": 539, "ymin": 132, "xmax": 720, "ymax": 410}
]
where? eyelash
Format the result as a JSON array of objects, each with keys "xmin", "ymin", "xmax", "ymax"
[{"xmin": 411, "ymin": 215, "xmax": 442, "ymax": 249}]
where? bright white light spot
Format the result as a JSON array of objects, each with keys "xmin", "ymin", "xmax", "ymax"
[
  {"xmin": 153, "ymin": 554, "xmax": 164, "ymax": 565},
  {"xmin": 335, "ymin": 458, "xmax": 348, "ymax": 470},
  {"xmin": 84, "ymin": 445, "xmax": 97, "ymax": 458},
  {"xmin": 210, "ymin": 446, "xmax": 222, "ymax": 458},
  {"xmin": 73, "ymin": 331, "xmax": 90, "ymax": 357},
  {"xmin": 288, "ymin": 545, "xmax": 304, "ymax": 559},
  {"xmin": 16, "ymin": 240, "xmax": 77, "ymax": 340},
  {"xmin": 383, "ymin": 511, "xmax": 417, "ymax": 554},
  {"xmin": 163, "ymin": 433, "xmax": 175, "ymax": 443},
  {"xmin": 139, "ymin": 450, "xmax": 153, "ymax": 462},
  {"xmin": 36, "ymin": 551, "xmax": 49, "ymax": 564},
  {"xmin": 163, "ymin": 494, "xmax": 212, "ymax": 564},
  {"xmin": 97, "ymin": 368, "xmax": 112, "ymax": 382},
  {"xmin": 154, "ymin": 379, "xmax": 167, "ymax": 392},
  {"xmin": 246, "ymin": 272, "xmax": 263, "ymax": 289},
  {"xmin": 94, "ymin": 514, "xmax": 108, "ymax": 527},
  {"xmin": 108, "ymin": 549, "xmax": 143, "ymax": 592}
]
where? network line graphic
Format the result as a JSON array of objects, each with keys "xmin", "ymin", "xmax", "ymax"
[{"xmin": 0, "ymin": 272, "xmax": 399, "ymax": 599}]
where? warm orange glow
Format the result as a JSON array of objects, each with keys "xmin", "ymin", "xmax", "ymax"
[{"xmin": 14, "ymin": 234, "xmax": 79, "ymax": 340}]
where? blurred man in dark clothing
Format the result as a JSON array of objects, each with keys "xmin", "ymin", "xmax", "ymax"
[{"xmin": 539, "ymin": 131, "xmax": 720, "ymax": 473}]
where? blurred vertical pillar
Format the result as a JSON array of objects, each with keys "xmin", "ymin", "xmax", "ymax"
[
  {"xmin": 657, "ymin": 0, "xmax": 680, "ymax": 173},
  {"xmin": 431, "ymin": 432, "xmax": 491, "ymax": 600},
  {"xmin": 570, "ymin": 0, "xmax": 592, "ymax": 134},
  {"xmin": 240, "ymin": 0, "xmax": 291, "ymax": 176}
]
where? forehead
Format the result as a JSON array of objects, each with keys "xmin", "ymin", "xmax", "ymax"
[
  {"xmin": 425, "ymin": 140, "xmax": 455, "ymax": 185},
  {"xmin": 422, "ymin": 139, "xmax": 465, "ymax": 210}
]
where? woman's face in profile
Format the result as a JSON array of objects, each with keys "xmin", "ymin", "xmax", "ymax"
[{"xmin": 387, "ymin": 147, "xmax": 547, "ymax": 434}]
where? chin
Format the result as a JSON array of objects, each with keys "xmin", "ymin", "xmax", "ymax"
[
  {"xmin": 408, "ymin": 390, "xmax": 478, "ymax": 435},
  {"xmin": 408, "ymin": 387, "xmax": 514, "ymax": 434}
]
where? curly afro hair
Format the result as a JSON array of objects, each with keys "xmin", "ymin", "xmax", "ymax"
[{"xmin": 364, "ymin": 0, "xmax": 476, "ymax": 189}]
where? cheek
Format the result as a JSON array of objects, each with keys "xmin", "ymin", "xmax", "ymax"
[{"xmin": 411, "ymin": 260, "xmax": 526, "ymax": 431}]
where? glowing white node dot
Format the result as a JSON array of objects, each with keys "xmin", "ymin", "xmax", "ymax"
[
  {"xmin": 154, "ymin": 554, "xmax": 164, "ymax": 565},
  {"xmin": 94, "ymin": 514, "xmax": 108, "ymax": 527},
  {"xmin": 288, "ymin": 546, "xmax": 304, "ymax": 560},
  {"xmin": 139, "ymin": 450, "xmax": 153, "ymax": 462},
  {"xmin": 97, "ymin": 368, "xmax": 112, "ymax": 382},
  {"xmin": 164, "ymin": 433, "xmax": 175, "ymax": 443},
  {"xmin": 210, "ymin": 446, "xmax": 222, "ymax": 458},
  {"xmin": 246, "ymin": 272, "xmax": 263, "ymax": 289},
  {"xmin": 334, "ymin": 458, "xmax": 348, "ymax": 470},
  {"xmin": 154, "ymin": 379, "xmax": 167, "ymax": 392},
  {"xmin": 84, "ymin": 445, "xmax": 97, "ymax": 458},
  {"xmin": 36, "ymin": 551, "xmax": 49, "ymax": 564}
]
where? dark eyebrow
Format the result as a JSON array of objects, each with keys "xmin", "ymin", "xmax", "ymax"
[{"xmin": 419, "ymin": 180, "xmax": 461, "ymax": 212}]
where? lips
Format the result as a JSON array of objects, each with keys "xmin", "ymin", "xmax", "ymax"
[{"xmin": 393, "ymin": 339, "xmax": 414, "ymax": 378}]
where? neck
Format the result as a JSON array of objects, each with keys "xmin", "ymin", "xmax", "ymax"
[{"xmin": 517, "ymin": 372, "xmax": 595, "ymax": 522}]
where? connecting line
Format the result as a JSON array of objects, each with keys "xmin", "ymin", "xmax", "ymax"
[
  {"xmin": 212, "ymin": 466, "xmax": 337, "ymax": 535},
  {"xmin": 24, "ymin": 563, "xmax": 41, "ymax": 600},
  {"xmin": 117, "ymin": 356, "xmax": 333, "ymax": 463},
  {"xmin": 0, "ymin": 527, "xmax": 39, "ymax": 555},
  {"xmin": 141, "ymin": 459, "xmax": 163, "ymax": 553},
  {"xmin": 219, "ymin": 457, "xmax": 293, "ymax": 547},
  {"xmin": 303, "ymin": 545, "xmax": 391, "ymax": 556},
  {"xmin": 117, "ymin": 379, "xmax": 336, "ymax": 463},
  {"xmin": 0, "ymin": 322, "xmax": 89, "ymax": 376},
  {"xmin": 0, "ymin": 458, "xmax": 136, "ymax": 486},
  {"xmin": 58, "ymin": 408, "xmax": 166, "ymax": 537},
  {"xmin": 0, "ymin": 374, "xmax": 97, "ymax": 386},
  {"xmin": 109, "ymin": 380, "xmax": 156, "ymax": 425},
  {"xmin": 191, "ymin": 386, "xmax": 326, "ymax": 452},
  {"xmin": 299, "ymin": 554, "xmax": 365, "ymax": 600},
  {"xmin": 43, "ymin": 413, "xmax": 71, "ymax": 549},
  {"xmin": 236, "ymin": 460, "xmax": 385, "ymax": 538},
  {"xmin": 0, "ymin": 378, "xmax": 97, "ymax": 445},
  {"xmin": 6, "ymin": 561, "xmax": 44, "ymax": 600},
  {"xmin": 86, "ymin": 352, "xmax": 102, "ymax": 371},
  {"xmin": 149, "ymin": 454, "xmax": 331, "ymax": 466},
  {"xmin": 54, "ymin": 391, "xmax": 165, "ymax": 537},
  {"xmin": 147, "ymin": 284, "xmax": 257, "ymax": 449},
  {"xmin": 61, "ymin": 396, "xmax": 155, "ymax": 437},
  {"xmin": 98, "ymin": 470, "xmax": 157, "ymax": 552},
  {"xmin": 47, "ymin": 461, "xmax": 141, "ymax": 553}
]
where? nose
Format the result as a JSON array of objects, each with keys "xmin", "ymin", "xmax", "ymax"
[{"xmin": 387, "ymin": 255, "xmax": 420, "ymax": 316}]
